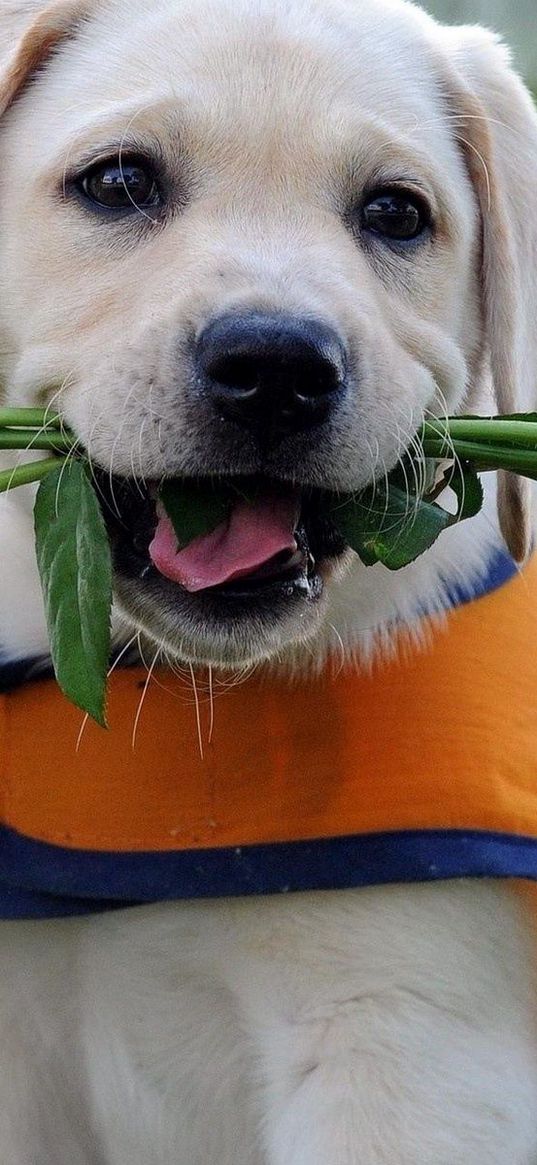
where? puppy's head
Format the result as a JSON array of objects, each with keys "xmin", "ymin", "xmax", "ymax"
[{"xmin": 0, "ymin": 0, "xmax": 535, "ymax": 666}]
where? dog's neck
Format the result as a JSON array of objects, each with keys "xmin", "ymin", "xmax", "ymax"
[{"xmin": 0, "ymin": 468, "xmax": 508, "ymax": 674}]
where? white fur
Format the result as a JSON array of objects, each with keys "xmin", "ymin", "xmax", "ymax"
[
  {"xmin": 3, "ymin": 885, "xmax": 535, "ymax": 1160},
  {"xmin": 0, "ymin": 886, "xmax": 536, "ymax": 1163},
  {"xmin": 1, "ymin": 1, "xmax": 537, "ymax": 1162}
]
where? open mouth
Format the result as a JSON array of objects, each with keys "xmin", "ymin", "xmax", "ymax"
[{"xmin": 94, "ymin": 470, "xmax": 348, "ymax": 611}]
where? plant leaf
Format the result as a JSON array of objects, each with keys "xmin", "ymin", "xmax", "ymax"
[
  {"xmin": 34, "ymin": 460, "xmax": 112, "ymax": 726},
  {"xmin": 160, "ymin": 478, "xmax": 230, "ymax": 545},
  {"xmin": 330, "ymin": 483, "xmax": 452, "ymax": 570},
  {"xmin": 448, "ymin": 462, "xmax": 484, "ymax": 523}
]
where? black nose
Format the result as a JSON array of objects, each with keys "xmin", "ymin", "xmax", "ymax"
[{"xmin": 196, "ymin": 312, "xmax": 346, "ymax": 433}]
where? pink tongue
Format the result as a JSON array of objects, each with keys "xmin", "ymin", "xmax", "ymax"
[{"xmin": 149, "ymin": 492, "xmax": 300, "ymax": 592}]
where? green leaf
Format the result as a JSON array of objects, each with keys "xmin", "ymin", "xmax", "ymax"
[
  {"xmin": 159, "ymin": 478, "xmax": 230, "ymax": 546},
  {"xmin": 388, "ymin": 456, "xmax": 455, "ymax": 502},
  {"xmin": 34, "ymin": 461, "xmax": 112, "ymax": 726},
  {"xmin": 330, "ymin": 483, "xmax": 452, "ymax": 570},
  {"xmin": 448, "ymin": 462, "xmax": 484, "ymax": 523}
]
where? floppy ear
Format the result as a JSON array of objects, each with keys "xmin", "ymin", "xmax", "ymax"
[
  {"xmin": 0, "ymin": 0, "xmax": 91, "ymax": 115},
  {"xmin": 434, "ymin": 27, "xmax": 537, "ymax": 561}
]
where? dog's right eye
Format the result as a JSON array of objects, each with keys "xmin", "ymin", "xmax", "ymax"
[
  {"xmin": 359, "ymin": 188, "xmax": 431, "ymax": 243},
  {"xmin": 75, "ymin": 157, "xmax": 161, "ymax": 212}
]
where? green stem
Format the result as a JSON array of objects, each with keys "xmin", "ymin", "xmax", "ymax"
[
  {"xmin": 420, "ymin": 419, "xmax": 537, "ymax": 451},
  {"xmin": 0, "ymin": 457, "xmax": 62, "ymax": 493},
  {"xmin": 421, "ymin": 438, "xmax": 537, "ymax": 475},
  {"xmin": 0, "ymin": 431, "xmax": 74, "ymax": 451},
  {"xmin": 0, "ymin": 408, "xmax": 62, "ymax": 429}
]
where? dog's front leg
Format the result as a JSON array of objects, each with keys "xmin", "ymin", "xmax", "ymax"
[{"xmin": 237, "ymin": 882, "xmax": 537, "ymax": 1165}]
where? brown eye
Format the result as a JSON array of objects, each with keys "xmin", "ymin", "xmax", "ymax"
[
  {"xmin": 361, "ymin": 191, "xmax": 430, "ymax": 241},
  {"xmin": 78, "ymin": 158, "xmax": 160, "ymax": 211}
]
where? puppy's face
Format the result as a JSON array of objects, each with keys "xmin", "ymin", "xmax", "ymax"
[{"xmin": 0, "ymin": 0, "xmax": 510, "ymax": 665}]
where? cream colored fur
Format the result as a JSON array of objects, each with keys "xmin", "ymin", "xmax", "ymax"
[{"xmin": 1, "ymin": 0, "xmax": 537, "ymax": 1161}]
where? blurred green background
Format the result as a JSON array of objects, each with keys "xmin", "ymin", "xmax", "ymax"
[{"xmin": 424, "ymin": 0, "xmax": 535, "ymax": 81}]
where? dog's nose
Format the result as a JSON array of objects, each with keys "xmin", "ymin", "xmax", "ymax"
[{"xmin": 196, "ymin": 312, "xmax": 346, "ymax": 433}]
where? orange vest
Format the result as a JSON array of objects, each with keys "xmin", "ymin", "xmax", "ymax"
[{"xmin": 1, "ymin": 550, "xmax": 537, "ymax": 917}]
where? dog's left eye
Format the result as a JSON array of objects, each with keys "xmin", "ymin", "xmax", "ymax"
[
  {"xmin": 76, "ymin": 157, "xmax": 161, "ymax": 212},
  {"xmin": 361, "ymin": 190, "xmax": 430, "ymax": 241}
]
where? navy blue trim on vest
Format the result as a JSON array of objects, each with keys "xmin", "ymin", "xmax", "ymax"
[
  {"xmin": 442, "ymin": 545, "xmax": 519, "ymax": 608},
  {"xmin": 0, "ymin": 641, "xmax": 145, "ymax": 693},
  {"xmin": 0, "ymin": 881, "xmax": 128, "ymax": 920},
  {"xmin": 0, "ymin": 654, "xmax": 54, "ymax": 692},
  {"xmin": 0, "ymin": 828, "xmax": 537, "ymax": 918}
]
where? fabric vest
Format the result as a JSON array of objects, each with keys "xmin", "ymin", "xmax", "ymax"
[{"xmin": 1, "ymin": 550, "xmax": 537, "ymax": 919}]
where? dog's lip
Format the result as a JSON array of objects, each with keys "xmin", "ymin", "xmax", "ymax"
[{"xmin": 93, "ymin": 468, "xmax": 348, "ymax": 600}]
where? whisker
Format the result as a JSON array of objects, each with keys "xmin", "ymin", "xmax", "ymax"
[
  {"xmin": 75, "ymin": 631, "xmax": 139, "ymax": 752},
  {"xmin": 135, "ymin": 415, "xmax": 149, "ymax": 496},
  {"xmin": 328, "ymin": 622, "xmax": 346, "ymax": 678},
  {"xmin": 118, "ymin": 111, "xmax": 161, "ymax": 226},
  {"xmin": 423, "ymin": 388, "xmax": 468, "ymax": 519},
  {"xmin": 208, "ymin": 664, "xmax": 215, "ymax": 744},
  {"xmin": 75, "ymin": 713, "xmax": 90, "ymax": 754},
  {"xmin": 132, "ymin": 644, "xmax": 160, "ymax": 750},
  {"xmin": 456, "ymin": 135, "xmax": 492, "ymax": 211},
  {"xmin": 189, "ymin": 662, "xmax": 204, "ymax": 761}
]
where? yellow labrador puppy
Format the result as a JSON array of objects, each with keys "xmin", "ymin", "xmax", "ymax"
[{"xmin": 1, "ymin": 0, "xmax": 537, "ymax": 1161}]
